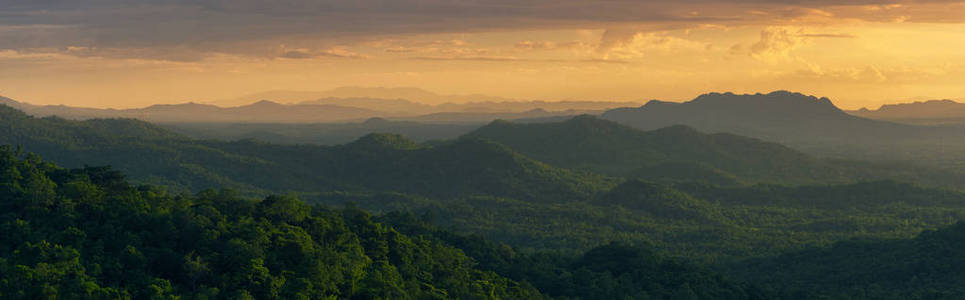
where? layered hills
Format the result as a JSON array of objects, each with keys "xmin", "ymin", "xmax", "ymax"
[
  {"xmin": 466, "ymin": 115, "xmax": 827, "ymax": 184},
  {"xmin": 4, "ymin": 103, "xmax": 965, "ymax": 268},
  {"xmin": 600, "ymin": 91, "xmax": 965, "ymax": 168},
  {"xmin": 0, "ymin": 90, "xmax": 634, "ymax": 124},
  {"xmin": 0, "ymin": 104, "xmax": 611, "ymax": 201}
]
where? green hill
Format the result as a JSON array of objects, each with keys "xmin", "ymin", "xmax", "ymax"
[
  {"xmin": 466, "ymin": 115, "xmax": 836, "ymax": 185},
  {"xmin": 0, "ymin": 105, "xmax": 613, "ymax": 201},
  {"xmin": 732, "ymin": 221, "xmax": 965, "ymax": 299},
  {"xmin": 0, "ymin": 145, "xmax": 540, "ymax": 299},
  {"xmin": 0, "ymin": 145, "xmax": 779, "ymax": 299}
]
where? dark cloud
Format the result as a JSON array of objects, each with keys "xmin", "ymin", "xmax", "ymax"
[{"xmin": 0, "ymin": 0, "xmax": 961, "ymax": 60}]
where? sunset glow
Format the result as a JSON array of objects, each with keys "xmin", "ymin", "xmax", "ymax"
[{"xmin": 1, "ymin": 1, "xmax": 964, "ymax": 109}]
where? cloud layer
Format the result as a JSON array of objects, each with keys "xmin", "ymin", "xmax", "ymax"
[{"xmin": 2, "ymin": 0, "xmax": 963, "ymax": 60}]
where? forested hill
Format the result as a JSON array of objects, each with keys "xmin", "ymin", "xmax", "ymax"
[
  {"xmin": 0, "ymin": 145, "xmax": 541, "ymax": 298},
  {"xmin": 463, "ymin": 115, "xmax": 965, "ymax": 188},
  {"xmin": 0, "ymin": 104, "xmax": 612, "ymax": 200},
  {"xmin": 7, "ymin": 143, "xmax": 965, "ymax": 299},
  {"xmin": 0, "ymin": 146, "xmax": 767, "ymax": 299},
  {"xmin": 465, "ymin": 115, "xmax": 828, "ymax": 184},
  {"xmin": 732, "ymin": 221, "xmax": 965, "ymax": 299}
]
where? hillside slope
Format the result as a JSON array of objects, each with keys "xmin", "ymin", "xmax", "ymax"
[
  {"xmin": 732, "ymin": 221, "xmax": 965, "ymax": 299},
  {"xmin": 468, "ymin": 115, "xmax": 865, "ymax": 185},
  {"xmin": 0, "ymin": 146, "xmax": 541, "ymax": 299},
  {"xmin": 0, "ymin": 104, "xmax": 612, "ymax": 201}
]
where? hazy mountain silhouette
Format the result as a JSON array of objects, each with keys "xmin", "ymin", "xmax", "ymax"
[
  {"xmin": 599, "ymin": 91, "xmax": 965, "ymax": 157},
  {"xmin": 1, "ymin": 94, "xmax": 632, "ymax": 124},
  {"xmin": 404, "ymin": 108, "xmax": 590, "ymax": 123},
  {"xmin": 604, "ymin": 91, "xmax": 909, "ymax": 140},
  {"xmin": 218, "ymin": 86, "xmax": 513, "ymax": 106},
  {"xmin": 430, "ymin": 100, "xmax": 643, "ymax": 113},
  {"xmin": 0, "ymin": 96, "xmax": 384, "ymax": 123},
  {"xmin": 849, "ymin": 99, "xmax": 965, "ymax": 125},
  {"xmin": 298, "ymin": 97, "xmax": 434, "ymax": 114},
  {"xmin": 164, "ymin": 117, "xmax": 481, "ymax": 145},
  {"xmin": 298, "ymin": 97, "xmax": 614, "ymax": 118},
  {"xmin": 128, "ymin": 100, "xmax": 384, "ymax": 123}
]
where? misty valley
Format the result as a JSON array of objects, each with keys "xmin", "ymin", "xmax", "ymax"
[{"xmin": 3, "ymin": 90, "xmax": 965, "ymax": 299}]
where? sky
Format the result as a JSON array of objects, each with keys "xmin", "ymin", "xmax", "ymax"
[{"xmin": 1, "ymin": 0, "xmax": 964, "ymax": 109}]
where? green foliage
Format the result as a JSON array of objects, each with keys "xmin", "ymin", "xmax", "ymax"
[
  {"xmin": 310, "ymin": 178, "xmax": 965, "ymax": 265},
  {"xmin": 0, "ymin": 146, "xmax": 540, "ymax": 299},
  {"xmin": 465, "ymin": 115, "xmax": 832, "ymax": 185},
  {"xmin": 732, "ymin": 221, "xmax": 965, "ymax": 299},
  {"xmin": 380, "ymin": 212, "xmax": 768, "ymax": 300}
]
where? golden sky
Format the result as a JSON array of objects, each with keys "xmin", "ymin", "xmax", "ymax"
[{"xmin": 1, "ymin": 0, "xmax": 964, "ymax": 109}]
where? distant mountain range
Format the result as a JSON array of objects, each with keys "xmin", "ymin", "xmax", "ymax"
[
  {"xmin": 1, "ymin": 96, "xmax": 381, "ymax": 123},
  {"xmin": 214, "ymin": 86, "xmax": 515, "ymax": 106},
  {"xmin": 163, "ymin": 117, "xmax": 482, "ymax": 145},
  {"xmin": 0, "ymin": 91, "xmax": 637, "ymax": 123},
  {"xmin": 603, "ymin": 91, "xmax": 914, "ymax": 142},
  {"xmin": 599, "ymin": 91, "xmax": 965, "ymax": 166},
  {"xmin": 8, "ymin": 90, "xmax": 965, "ymax": 171},
  {"xmin": 848, "ymin": 99, "xmax": 965, "ymax": 125}
]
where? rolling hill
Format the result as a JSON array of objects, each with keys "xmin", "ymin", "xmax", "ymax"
[
  {"xmin": 466, "ymin": 115, "xmax": 851, "ymax": 185},
  {"xmin": 6, "ymin": 103, "xmax": 965, "ymax": 265},
  {"xmin": 0, "ymin": 148, "xmax": 543, "ymax": 299},
  {"xmin": 0, "ymin": 104, "xmax": 612, "ymax": 201},
  {"xmin": 163, "ymin": 117, "xmax": 481, "ymax": 145}
]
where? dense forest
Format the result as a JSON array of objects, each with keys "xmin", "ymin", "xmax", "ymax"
[
  {"xmin": 733, "ymin": 221, "xmax": 965, "ymax": 299},
  {"xmin": 5, "ymin": 103, "xmax": 965, "ymax": 298},
  {"xmin": 0, "ymin": 146, "xmax": 768, "ymax": 299}
]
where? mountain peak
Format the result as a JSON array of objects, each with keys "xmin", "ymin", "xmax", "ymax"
[
  {"xmin": 692, "ymin": 90, "xmax": 834, "ymax": 106},
  {"xmin": 249, "ymin": 99, "xmax": 283, "ymax": 107},
  {"xmin": 642, "ymin": 99, "xmax": 678, "ymax": 108}
]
